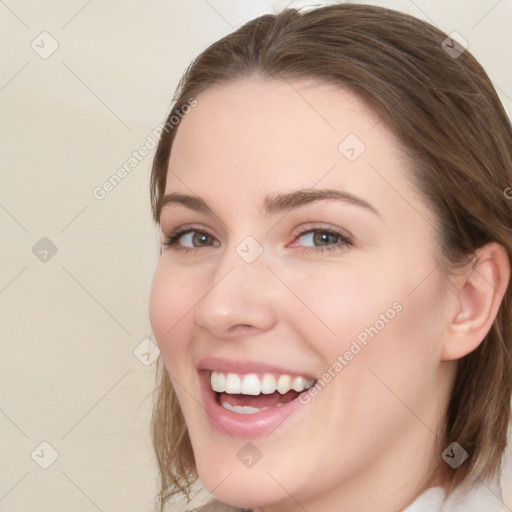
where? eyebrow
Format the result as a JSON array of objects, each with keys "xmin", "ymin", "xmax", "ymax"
[{"xmin": 158, "ymin": 188, "xmax": 380, "ymax": 218}]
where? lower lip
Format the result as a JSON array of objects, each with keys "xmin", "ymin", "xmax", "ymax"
[{"xmin": 198, "ymin": 371, "xmax": 309, "ymax": 438}]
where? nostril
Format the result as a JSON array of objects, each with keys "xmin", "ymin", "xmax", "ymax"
[{"xmin": 227, "ymin": 324, "xmax": 255, "ymax": 334}]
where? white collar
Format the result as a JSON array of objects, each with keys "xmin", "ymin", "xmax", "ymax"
[{"xmin": 403, "ymin": 478, "xmax": 504, "ymax": 512}]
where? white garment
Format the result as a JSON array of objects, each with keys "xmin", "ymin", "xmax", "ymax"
[
  {"xmin": 402, "ymin": 478, "xmax": 505, "ymax": 512},
  {"xmin": 193, "ymin": 478, "xmax": 506, "ymax": 512}
]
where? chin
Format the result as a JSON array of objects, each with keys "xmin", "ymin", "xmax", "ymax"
[{"xmin": 196, "ymin": 458, "xmax": 287, "ymax": 510}]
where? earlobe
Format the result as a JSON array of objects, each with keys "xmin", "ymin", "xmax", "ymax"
[{"xmin": 441, "ymin": 242, "xmax": 510, "ymax": 361}]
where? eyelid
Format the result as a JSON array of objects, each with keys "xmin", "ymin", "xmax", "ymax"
[{"xmin": 162, "ymin": 223, "xmax": 215, "ymax": 238}]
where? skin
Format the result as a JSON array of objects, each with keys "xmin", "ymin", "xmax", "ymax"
[{"xmin": 149, "ymin": 77, "xmax": 509, "ymax": 512}]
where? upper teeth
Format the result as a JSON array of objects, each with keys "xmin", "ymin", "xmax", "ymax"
[{"xmin": 210, "ymin": 371, "xmax": 315, "ymax": 395}]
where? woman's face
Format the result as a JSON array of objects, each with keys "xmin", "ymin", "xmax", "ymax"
[{"xmin": 149, "ymin": 78, "xmax": 456, "ymax": 510}]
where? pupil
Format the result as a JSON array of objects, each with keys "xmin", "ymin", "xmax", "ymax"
[
  {"xmin": 314, "ymin": 231, "xmax": 336, "ymax": 246},
  {"xmin": 195, "ymin": 233, "xmax": 209, "ymax": 246}
]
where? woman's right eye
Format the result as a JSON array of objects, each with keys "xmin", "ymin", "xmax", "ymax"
[{"xmin": 162, "ymin": 228, "xmax": 220, "ymax": 252}]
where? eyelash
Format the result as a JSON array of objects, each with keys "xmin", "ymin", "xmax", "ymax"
[{"xmin": 161, "ymin": 225, "xmax": 353, "ymax": 253}]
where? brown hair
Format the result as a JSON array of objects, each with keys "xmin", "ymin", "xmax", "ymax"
[{"xmin": 149, "ymin": 4, "xmax": 512, "ymax": 510}]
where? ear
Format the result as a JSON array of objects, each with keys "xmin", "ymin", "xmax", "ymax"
[{"xmin": 441, "ymin": 242, "xmax": 510, "ymax": 361}]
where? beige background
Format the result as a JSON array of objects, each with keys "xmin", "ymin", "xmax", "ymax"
[{"xmin": 1, "ymin": 1, "xmax": 511, "ymax": 511}]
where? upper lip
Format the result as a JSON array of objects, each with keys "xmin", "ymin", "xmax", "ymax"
[{"xmin": 197, "ymin": 357, "xmax": 317, "ymax": 381}]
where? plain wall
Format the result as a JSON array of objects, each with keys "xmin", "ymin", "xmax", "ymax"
[{"xmin": 1, "ymin": 1, "xmax": 511, "ymax": 511}]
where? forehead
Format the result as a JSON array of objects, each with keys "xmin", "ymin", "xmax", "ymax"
[
  {"xmin": 165, "ymin": 77, "xmax": 427, "ymax": 224},
  {"xmin": 169, "ymin": 77, "xmax": 384, "ymax": 171}
]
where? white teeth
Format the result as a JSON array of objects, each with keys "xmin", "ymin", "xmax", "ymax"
[
  {"xmin": 261, "ymin": 374, "xmax": 276, "ymax": 394},
  {"xmin": 277, "ymin": 375, "xmax": 292, "ymax": 394},
  {"xmin": 210, "ymin": 371, "xmax": 315, "ymax": 395},
  {"xmin": 211, "ymin": 371, "xmax": 226, "ymax": 392},
  {"xmin": 220, "ymin": 402, "xmax": 270, "ymax": 414},
  {"xmin": 291, "ymin": 376, "xmax": 305, "ymax": 392},
  {"xmin": 292, "ymin": 376, "xmax": 315, "ymax": 391},
  {"xmin": 225, "ymin": 373, "xmax": 242, "ymax": 394},
  {"xmin": 241, "ymin": 374, "xmax": 261, "ymax": 395}
]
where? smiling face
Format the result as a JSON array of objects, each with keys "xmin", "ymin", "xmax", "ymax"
[{"xmin": 149, "ymin": 78, "xmax": 458, "ymax": 511}]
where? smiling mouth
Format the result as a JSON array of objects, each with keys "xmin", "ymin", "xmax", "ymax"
[{"xmin": 210, "ymin": 371, "xmax": 316, "ymax": 415}]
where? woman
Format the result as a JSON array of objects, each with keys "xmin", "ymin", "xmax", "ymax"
[{"xmin": 148, "ymin": 4, "xmax": 511, "ymax": 511}]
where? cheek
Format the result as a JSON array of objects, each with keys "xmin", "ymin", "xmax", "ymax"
[
  {"xmin": 327, "ymin": 262, "xmax": 448, "ymax": 430},
  {"xmin": 149, "ymin": 262, "xmax": 195, "ymax": 363},
  {"xmin": 287, "ymin": 249, "xmax": 445, "ymax": 386},
  {"xmin": 292, "ymin": 263, "xmax": 445, "ymax": 456},
  {"xmin": 284, "ymin": 263, "xmax": 397, "ymax": 359}
]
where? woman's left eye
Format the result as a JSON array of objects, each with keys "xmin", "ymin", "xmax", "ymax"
[{"xmin": 292, "ymin": 227, "xmax": 352, "ymax": 252}]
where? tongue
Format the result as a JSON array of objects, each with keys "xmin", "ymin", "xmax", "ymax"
[{"xmin": 219, "ymin": 390, "xmax": 300, "ymax": 409}]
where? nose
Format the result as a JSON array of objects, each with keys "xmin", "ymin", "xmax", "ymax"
[{"xmin": 193, "ymin": 250, "xmax": 278, "ymax": 339}]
